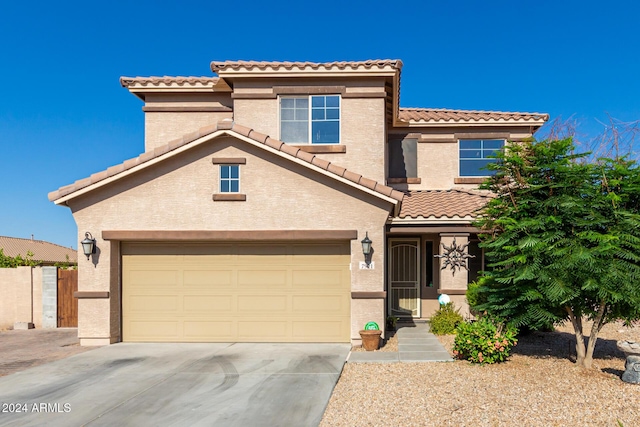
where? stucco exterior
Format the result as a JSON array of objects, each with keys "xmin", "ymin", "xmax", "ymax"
[
  {"xmin": 68, "ymin": 135, "xmax": 393, "ymax": 345},
  {"xmin": 52, "ymin": 59, "xmax": 548, "ymax": 345}
]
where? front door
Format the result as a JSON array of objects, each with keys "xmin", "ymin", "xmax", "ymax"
[{"xmin": 388, "ymin": 238, "xmax": 420, "ymax": 318}]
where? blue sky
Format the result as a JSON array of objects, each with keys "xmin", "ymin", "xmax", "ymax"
[{"xmin": 1, "ymin": 0, "xmax": 639, "ymax": 249}]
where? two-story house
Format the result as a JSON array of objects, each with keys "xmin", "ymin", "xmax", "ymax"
[{"xmin": 49, "ymin": 60, "xmax": 548, "ymax": 346}]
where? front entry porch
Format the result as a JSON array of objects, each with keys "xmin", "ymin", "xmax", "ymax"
[{"xmin": 386, "ymin": 231, "xmax": 482, "ymax": 321}]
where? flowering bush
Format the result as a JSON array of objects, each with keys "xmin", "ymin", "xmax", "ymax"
[
  {"xmin": 453, "ymin": 318, "xmax": 518, "ymax": 364},
  {"xmin": 429, "ymin": 303, "xmax": 463, "ymax": 335}
]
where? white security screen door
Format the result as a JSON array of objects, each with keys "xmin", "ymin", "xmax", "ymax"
[{"xmin": 388, "ymin": 239, "xmax": 420, "ymax": 317}]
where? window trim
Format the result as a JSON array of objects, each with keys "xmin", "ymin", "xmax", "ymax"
[
  {"xmin": 219, "ymin": 164, "xmax": 240, "ymax": 193},
  {"xmin": 279, "ymin": 94, "xmax": 341, "ymax": 145},
  {"xmin": 458, "ymin": 139, "xmax": 504, "ymax": 177}
]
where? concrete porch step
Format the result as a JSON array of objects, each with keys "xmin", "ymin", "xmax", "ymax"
[{"xmin": 347, "ymin": 322, "xmax": 453, "ymax": 363}]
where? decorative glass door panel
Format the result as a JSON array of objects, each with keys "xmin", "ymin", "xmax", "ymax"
[{"xmin": 388, "ymin": 239, "xmax": 420, "ymax": 317}]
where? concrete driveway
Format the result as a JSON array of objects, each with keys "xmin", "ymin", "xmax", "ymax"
[{"xmin": 0, "ymin": 342, "xmax": 350, "ymax": 427}]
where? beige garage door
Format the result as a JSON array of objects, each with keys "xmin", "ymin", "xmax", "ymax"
[{"xmin": 122, "ymin": 242, "xmax": 351, "ymax": 342}]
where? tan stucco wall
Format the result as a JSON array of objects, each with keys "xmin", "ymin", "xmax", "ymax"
[
  {"xmin": 388, "ymin": 127, "xmax": 536, "ymax": 191},
  {"xmin": 0, "ymin": 267, "xmax": 43, "ymax": 329},
  {"xmin": 143, "ymin": 93, "xmax": 233, "ymax": 152},
  {"xmin": 68, "ymin": 135, "xmax": 394, "ymax": 345},
  {"xmin": 232, "ymin": 79, "xmax": 388, "ymax": 183},
  {"xmin": 145, "ymin": 112, "xmax": 233, "ymax": 152}
]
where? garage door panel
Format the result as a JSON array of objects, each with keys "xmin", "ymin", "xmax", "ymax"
[
  {"xmin": 292, "ymin": 269, "xmax": 344, "ymax": 287},
  {"xmin": 238, "ymin": 321, "xmax": 288, "ymax": 340},
  {"xmin": 292, "ymin": 295, "xmax": 346, "ymax": 312},
  {"xmin": 128, "ymin": 295, "xmax": 180, "ymax": 312},
  {"xmin": 128, "ymin": 269, "xmax": 180, "ymax": 287},
  {"xmin": 237, "ymin": 295, "xmax": 288, "ymax": 312},
  {"xmin": 183, "ymin": 269, "xmax": 234, "ymax": 287},
  {"xmin": 292, "ymin": 320, "xmax": 347, "ymax": 339},
  {"xmin": 237, "ymin": 270, "xmax": 288, "ymax": 287},
  {"xmin": 183, "ymin": 295, "xmax": 234, "ymax": 312},
  {"xmin": 127, "ymin": 321, "xmax": 179, "ymax": 339},
  {"xmin": 184, "ymin": 321, "xmax": 233, "ymax": 339},
  {"xmin": 123, "ymin": 242, "xmax": 350, "ymax": 343},
  {"xmin": 181, "ymin": 254, "xmax": 234, "ymax": 264}
]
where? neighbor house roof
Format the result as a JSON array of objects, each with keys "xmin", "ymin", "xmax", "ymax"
[
  {"xmin": 210, "ymin": 59, "xmax": 403, "ymax": 74},
  {"xmin": 397, "ymin": 189, "xmax": 494, "ymax": 221},
  {"xmin": 0, "ymin": 236, "xmax": 77, "ymax": 264},
  {"xmin": 48, "ymin": 119, "xmax": 404, "ymax": 205},
  {"xmin": 398, "ymin": 108, "xmax": 549, "ymax": 125}
]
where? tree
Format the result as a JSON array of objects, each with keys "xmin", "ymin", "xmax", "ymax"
[
  {"xmin": 474, "ymin": 138, "xmax": 640, "ymax": 369},
  {"xmin": 0, "ymin": 249, "xmax": 37, "ymax": 268}
]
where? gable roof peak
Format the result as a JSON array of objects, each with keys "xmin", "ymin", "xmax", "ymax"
[{"xmin": 49, "ymin": 119, "xmax": 403, "ymax": 205}]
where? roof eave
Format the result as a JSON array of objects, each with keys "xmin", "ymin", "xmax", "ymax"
[
  {"xmin": 119, "ymin": 77, "xmax": 232, "ymax": 101},
  {"xmin": 389, "ymin": 216, "xmax": 477, "ymax": 224},
  {"xmin": 397, "ymin": 119, "xmax": 549, "ymax": 128}
]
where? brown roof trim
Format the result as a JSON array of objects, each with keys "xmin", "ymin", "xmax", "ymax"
[
  {"xmin": 294, "ymin": 145, "xmax": 346, "ymax": 154},
  {"xmin": 120, "ymin": 76, "xmax": 219, "ymax": 87},
  {"xmin": 49, "ymin": 120, "xmax": 403, "ymax": 204},
  {"xmin": 102, "ymin": 230, "xmax": 358, "ymax": 241},
  {"xmin": 351, "ymin": 291, "xmax": 387, "ymax": 299},
  {"xmin": 388, "ymin": 226, "xmax": 482, "ymax": 234},
  {"xmin": 398, "ymin": 108, "xmax": 549, "ymax": 124},
  {"xmin": 210, "ymin": 59, "xmax": 403, "ymax": 73},
  {"xmin": 142, "ymin": 106, "xmax": 232, "ymax": 113},
  {"xmin": 74, "ymin": 291, "xmax": 110, "ymax": 299}
]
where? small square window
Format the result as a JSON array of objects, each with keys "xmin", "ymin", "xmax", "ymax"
[{"xmin": 220, "ymin": 165, "xmax": 240, "ymax": 193}]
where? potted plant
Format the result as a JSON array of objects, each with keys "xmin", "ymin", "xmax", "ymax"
[{"xmin": 359, "ymin": 321, "xmax": 382, "ymax": 351}]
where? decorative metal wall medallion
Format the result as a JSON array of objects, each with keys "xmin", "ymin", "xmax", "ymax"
[{"xmin": 434, "ymin": 238, "xmax": 475, "ymax": 276}]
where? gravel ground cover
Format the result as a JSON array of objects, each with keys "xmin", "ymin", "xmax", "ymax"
[{"xmin": 322, "ymin": 320, "xmax": 640, "ymax": 426}]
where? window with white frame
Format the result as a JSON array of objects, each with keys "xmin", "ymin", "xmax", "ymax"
[
  {"xmin": 280, "ymin": 95, "xmax": 340, "ymax": 144},
  {"xmin": 459, "ymin": 139, "xmax": 504, "ymax": 176},
  {"xmin": 219, "ymin": 165, "xmax": 240, "ymax": 193}
]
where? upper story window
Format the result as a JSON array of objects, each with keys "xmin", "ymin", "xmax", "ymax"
[
  {"xmin": 388, "ymin": 137, "xmax": 417, "ymax": 179},
  {"xmin": 280, "ymin": 95, "xmax": 340, "ymax": 144},
  {"xmin": 220, "ymin": 165, "xmax": 240, "ymax": 193},
  {"xmin": 459, "ymin": 139, "xmax": 504, "ymax": 176}
]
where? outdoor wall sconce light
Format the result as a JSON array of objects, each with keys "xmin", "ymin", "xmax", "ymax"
[
  {"xmin": 81, "ymin": 232, "xmax": 96, "ymax": 260},
  {"xmin": 361, "ymin": 232, "xmax": 372, "ymax": 265}
]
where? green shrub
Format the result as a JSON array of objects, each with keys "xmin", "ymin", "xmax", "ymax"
[
  {"xmin": 465, "ymin": 278, "xmax": 489, "ymax": 315},
  {"xmin": 453, "ymin": 318, "xmax": 518, "ymax": 364},
  {"xmin": 429, "ymin": 303, "xmax": 463, "ymax": 335}
]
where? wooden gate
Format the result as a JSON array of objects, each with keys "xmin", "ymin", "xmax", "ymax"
[{"xmin": 57, "ymin": 269, "xmax": 78, "ymax": 327}]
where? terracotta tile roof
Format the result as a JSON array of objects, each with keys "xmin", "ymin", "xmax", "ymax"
[
  {"xmin": 210, "ymin": 59, "xmax": 402, "ymax": 73},
  {"xmin": 0, "ymin": 236, "xmax": 77, "ymax": 264},
  {"xmin": 120, "ymin": 76, "xmax": 219, "ymax": 87},
  {"xmin": 397, "ymin": 189, "xmax": 494, "ymax": 220},
  {"xmin": 48, "ymin": 120, "xmax": 404, "ymax": 203},
  {"xmin": 398, "ymin": 108, "xmax": 549, "ymax": 124}
]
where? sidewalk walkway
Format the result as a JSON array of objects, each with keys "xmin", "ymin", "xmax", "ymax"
[{"xmin": 347, "ymin": 322, "xmax": 453, "ymax": 363}]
